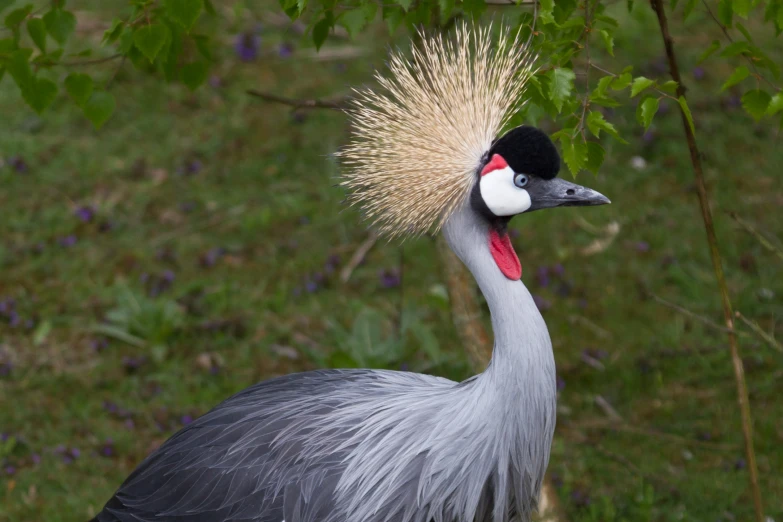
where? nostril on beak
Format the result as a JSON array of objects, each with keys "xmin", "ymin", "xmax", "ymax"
[{"xmin": 566, "ymin": 188, "xmax": 575, "ymax": 196}]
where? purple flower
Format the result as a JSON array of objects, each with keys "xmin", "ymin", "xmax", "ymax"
[
  {"xmin": 324, "ymin": 254, "xmax": 341, "ymax": 274},
  {"xmin": 642, "ymin": 130, "xmax": 656, "ymax": 144},
  {"xmin": 304, "ymin": 280, "xmax": 319, "ymax": 293},
  {"xmin": 8, "ymin": 311, "xmax": 20, "ymax": 327},
  {"xmin": 91, "ymin": 338, "xmax": 109, "ymax": 352},
  {"xmin": 74, "ymin": 206, "xmax": 95, "ymax": 222},
  {"xmin": 181, "ymin": 415, "xmax": 193, "ymax": 425},
  {"xmin": 0, "ymin": 433, "xmax": 8, "ymax": 442},
  {"xmin": 179, "ymin": 159, "xmax": 202, "ymax": 176},
  {"xmin": 692, "ymin": 66, "xmax": 705, "ymax": 80},
  {"xmin": 121, "ymin": 356, "xmax": 147, "ymax": 371},
  {"xmin": 0, "ymin": 361, "xmax": 12, "ymax": 377},
  {"xmin": 635, "ymin": 241, "xmax": 650, "ymax": 253},
  {"xmin": 58, "ymin": 235, "xmax": 77, "ymax": 248},
  {"xmin": 162, "ymin": 270, "xmax": 175, "ymax": 282},
  {"xmin": 556, "ymin": 375, "xmax": 566, "ymax": 391},
  {"xmin": 551, "ymin": 263, "xmax": 565, "ymax": 277},
  {"xmin": 100, "ymin": 439, "xmax": 115, "ymax": 458},
  {"xmin": 658, "ymin": 101, "xmax": 671, "ymax": 114},
  {"xmin": 5, "ymin": 466, "xmax": 15, "ymax": 475},
  {"xmin": 734, "ymin": 458, "xmax": 747, "ymax": 470},
  {"xmin": 536, "ymin": 266, "xmax": 550, "ymax": 287},
  {"xmin": 8, "ymin": 155, "xmax": 28, "ymax": 173},
  {"xmin": 200, "ymin": 247, "xmax": 225, "ymax": 268},
  {"xmin": 209, "ymin": 75, "xmax": 222, "ymax": 88},
  {"xmin": 278, "ymin": 42, "xmax": 294, "ymax": 58},
  {"xmin": 378, "ymin": 269, "xmax": 401, "ymax": 289},
  {"xmin": 69, "ymin": 447, "xmax": 80, "ymax": 459},
  {"xmin": 124, "ymin": 419, "xmax": 135, "ymax": 430},
  {"xmin": 532, "ymin": 294, "xmax": 551, "ymax": 312},
  {"xmin": 235, "ymin": 33, "xmax": 260, "ymax": 62},
  {"xmin": 31, "ymin": 453, "xmax": 41, "ymax": 465}
]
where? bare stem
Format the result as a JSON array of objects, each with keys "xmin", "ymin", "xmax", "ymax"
[
  {"xmin": 649, "ymin": 0, "xmax": 764, "ymax": 519},
  {"xmin": 246, "ymin": 90, "xmax": 348, "ymax": 110}
]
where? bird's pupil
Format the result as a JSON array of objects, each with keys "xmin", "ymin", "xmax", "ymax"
[{"xmin": 514, "ymin": 174, "xmax": 528, "ymax": 188}]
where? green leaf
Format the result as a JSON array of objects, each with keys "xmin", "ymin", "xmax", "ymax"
[
  {"xmin": 611, "ymin": 71, "xmax": 632, "ymax": 90},
  {"xmin": 560, "ymin": 135, "xmax": 588, "ymax": 176},
  {"xmin": 192, "ymin": 34, "xmax": 211, "ymax": 60},
  {"xmin": 637, "ymin": 96, "xmax": 659, "ymax": 130},
  {"xmin": 4, "ymin": 4, "xmax": 31, "ymax": 32},
  {"xmin": 312, "ymin": 14, "xmax": 332, "ymax": 50},
  {"xmin": 396, "ymin": 0, "xmax": 412, "ymax": 11},
  {"xmin": 24, "ymin": 77, "xmax": 56, "ymax": 113},
  {"xmin": 0, "ymin": 0, "xmax": 16, "ymax": 15},
  {"xmin": 32, "ymin": 319, "xmax": 52, "ymax": 346},
  {"xmin": 539, "ymin": 0, "xmax": 555, "ymax": 24},
  {"xmin": 720, "ymin": 41, "xmax": 749, "ymax": 57},
  {"xmin": 102, "ymin": 18, "xmax": 124, "ymax": 44},
  {"xmin": 180, "ymin": 60, "xmax": 207, "ymax": 90},
  {"xmin": 732, "ymin": 0, "xmax": 751, "ymax": 18},
  {"xmin": 340, "ymin": 8, "xmax": 367, "ymax": 38},
  {"xmin": 718, "ymin": 0, "xmax": 733, "ymax": 26},
  {"xmin": 133, "ymin": 23, "xmax": 170, "ymax": 62},
  {"xmin": 767, "ymin": 93, "xmax": 783, "ymax": 115},
  {"xmin": 586, "ymin": 110, "xmax": 624, "ymax": 141},
  {"xmin": 593, "ymin": 75, "xmax": 614, "ymax": 97},
  {"xmin": 547, "ymin": 68, "xmax": 575, "ymax": 113},
  {"xmin": 163, "ymin": 0, "xmax": 203, "ymax": 31},
  {"xmin": 697, "ymin": 40, "xmax": 721, "ymax": 64},
  {"xmin": 585, "ymin": 141, "xmax": 606, "ymax": 173},
  {"xmin": 659, "ymin": 80, "xmax": 678, "ymax": 93},
  {"xmin": 599, "ymin": 29, "xmax": 614, "ymax": 56},
  {"xmin": 630, "ymin": 76, "xmax": 655, "ymax": 97},
  {"xmin": 83, "ymin": 90, "xmax": 115, "ymax": 129},
  {"xmin": 677, "ymin": 95, "xmax": 696, "ymax": 133},
  {"xmin": 203, "ymin": 0, "xmax": 216, "ymax": 16},
  {"xmin": 6, "ymin": 48, "xmax": 32, "ymax": 86},
  {"xmin": 683, "ymin": 0, "xmax": 698, "ymax": 19},
  {"xmin": 735, "ymin": 22, "xmax": 754, "ymax": 42},
  {"xmin": 42, "ymin": 8, "xmax": 75, "ymax": 45},
  {"xmin": 721, "ymin": 65, "xmax": 749, "ymax": 91},
  {"xmin": 64, "ymin": 72, "xmax": 92, "ymax": 106},
  {"xmin": 461, "ymin": 0, "xmax": 486, "ymax": 17},
  {"xmin": 383, "ymin": 5, "xmax": 404, "ymax": 33},
  {"xmin": 438, "ymin": 0, "xmax": 455, "ymax": 19},
  {"xmin": 741, "ymin": 89, "xmax": 771, "ymax": 121},
  {"xmin": 26, "ymin": 17, "xmax": 46, "ymax": 52}
]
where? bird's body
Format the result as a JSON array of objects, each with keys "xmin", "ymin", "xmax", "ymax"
[
  {"xmin": 95, "ymin": 206, "xmax": 557, "ymax": 522},
  {"xmin": 94, "ymin": 23, "xmax": 609, "ymax": 522}
]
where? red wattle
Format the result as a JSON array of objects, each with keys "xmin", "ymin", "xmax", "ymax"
[
  {"xmin": 480, "ymin": 154, "xmax": 508, "ymax": 176},
  {"xmin": 489, "ymin": 229, "xmax": 522, "ymax": 281}
]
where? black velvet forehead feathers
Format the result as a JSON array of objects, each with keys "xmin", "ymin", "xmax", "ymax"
[{"xmin": 487, "ymin": 125, "xmax": 561, "ymax": 180}]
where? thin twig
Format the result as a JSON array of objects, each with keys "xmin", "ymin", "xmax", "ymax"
[
  {"xmin": 736, "ymin": 311, "xmax": 783, "ymax": 354},
  {"xmin": 651, "ymin": 294, "xmax": 748, "ymax": 336},
  {"xmin": 700, "ymin": 0, "xmax": 781, "ymax": 92},
  {"xmin": 569, "ymin": 419, "xmax": 739, "ymax": 450},
  {"xmin": 576, "ymin": 0, "xmax": 591, "ymax": 138},
  {"xmin": 649, "ymin": 0, "xmax": 765, "ymax": 519},
  {"xmin": 728, "ymin": 211, "xmax": 783, "ymax": 262},
  {"xmin": 246, "ymin": 90, "xmax": 348, "ymax": 110},
  {"xmin": 594, "ymin": 395, "xmax": 623, "ymax": 421},
  {"xmin": 339, "ymin": 231, "xmax": 379, "ymax": 283}
]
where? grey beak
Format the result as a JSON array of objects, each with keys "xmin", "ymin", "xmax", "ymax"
[{"xmin": 527, "ymin": 177, "xmax": 610, "ymax": 212}]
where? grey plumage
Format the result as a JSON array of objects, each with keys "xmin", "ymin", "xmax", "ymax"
[{"xmin": 94, "ymin": 202, "xmax": 557, "ymax": 522}]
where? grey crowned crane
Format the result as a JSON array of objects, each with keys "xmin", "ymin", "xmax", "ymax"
[{"xmin": 93, "ymin": 24, "xmax": 609, "ymax": 522}]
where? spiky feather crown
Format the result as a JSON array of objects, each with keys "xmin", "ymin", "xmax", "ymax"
[{"xmin": 338, "ymin": 23, "xmax": 536, "ymax": 238}]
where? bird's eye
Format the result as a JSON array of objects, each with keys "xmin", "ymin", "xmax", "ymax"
[{"xmin": 513, "ymin": 173, "xmax": 529, "ymax": 188}]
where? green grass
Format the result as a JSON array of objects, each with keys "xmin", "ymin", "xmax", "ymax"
[{"xmin": 1, "ymin": 2, "xmax": 782, "ymax": 521}]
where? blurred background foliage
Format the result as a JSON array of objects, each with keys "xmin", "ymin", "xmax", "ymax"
[{"xmin": 0, "ymin": 0, "xmax": 782, "ymax": 521}]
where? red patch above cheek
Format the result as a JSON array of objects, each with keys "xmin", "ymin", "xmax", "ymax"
[{"xmin": 480, "ymin": 154, "xmax": 508, "ymax": 176}]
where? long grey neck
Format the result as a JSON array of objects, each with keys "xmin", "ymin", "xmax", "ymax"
[{"xmin": 442, "ymin": 203, "xmax": 556, "ymax": 394}]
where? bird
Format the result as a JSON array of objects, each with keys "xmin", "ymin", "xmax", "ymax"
[{"xmin": 92, "ymin": 23, "xmax": 609, "ymax": 522}]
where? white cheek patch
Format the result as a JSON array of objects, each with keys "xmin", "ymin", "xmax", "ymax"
[{"xmin": 479, "ymin": 167, "xmax": 532, "ymax": 216}]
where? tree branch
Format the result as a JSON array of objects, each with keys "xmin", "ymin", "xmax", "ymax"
[
  {"xmin": 649, "ymin": 0, "xmax": 765, "ymax": 520},
  {"xmin": 246, "ymin": 90, "xmax": 348, "ymax": 110},
  {"xmin": 700, "ymin": 0, "xmax": 781, "ymax": 92}
]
